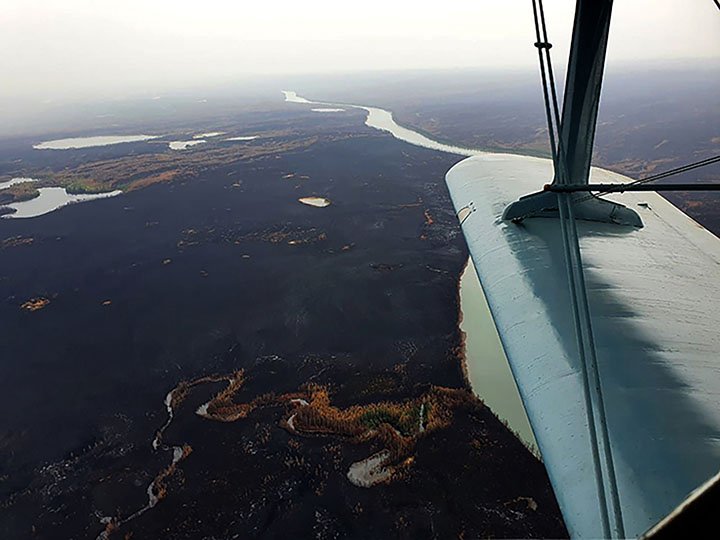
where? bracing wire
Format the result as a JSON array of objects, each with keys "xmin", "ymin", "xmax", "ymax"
[
  {"xmin": 635, "ymin": 155, "xmax": 720, "ymax": 184},
  {"xmin": 536, "ymin": 0, "xmax": 567, "ymax": 185},
  {"xmin": 530, "ymin": 1, "xmax": 625, "ymax": 537},
  {"xmin": 531, "ymin": 0, "xmax": 559, "ymax": 168},
  {"xmin": 575, "ymin": 154, "xmax": 720, "ymax": 203}
]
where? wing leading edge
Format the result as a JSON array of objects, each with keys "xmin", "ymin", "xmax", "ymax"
[{"xmin": 446, "ymin": 153, "xmax": 720, "ymax": 538}]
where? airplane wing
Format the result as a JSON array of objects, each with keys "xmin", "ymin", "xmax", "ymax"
[{"xmin": 446, "ymin": 153, "xmax": 720, "ymax": 538}]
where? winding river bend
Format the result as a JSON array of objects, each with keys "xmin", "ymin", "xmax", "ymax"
[{"xmin": 283, "ymin": 90, "xmax": 537, "ymax": 450}]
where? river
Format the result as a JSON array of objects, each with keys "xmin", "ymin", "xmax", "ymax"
[{"xmin": 283, "ymin": 90, "xmax": 537, "ymax": 450}]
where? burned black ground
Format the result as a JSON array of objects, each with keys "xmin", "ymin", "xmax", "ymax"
[{"xmin": 0, "ymin": 110, "xmax": 566, "ymax": 539}]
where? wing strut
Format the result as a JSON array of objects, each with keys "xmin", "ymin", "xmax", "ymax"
[
  {"xmin": 556, "ymin": 0, "xmax": 612, "ymax": 187},
  {"xmin": 510, "ymin": 2, "xmax": 628, "ymax": 537},
  {"xmin": 502, "ymin": 1, "xmax": 642, "ymax": 226}
]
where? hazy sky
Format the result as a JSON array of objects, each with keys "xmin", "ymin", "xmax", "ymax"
[{"xmin": 2, "ymin": 0, "xmax": 719, "ymax": 105}]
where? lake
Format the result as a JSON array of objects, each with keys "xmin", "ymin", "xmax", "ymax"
[
  {"xmin": 33, "ymin": 135, "xmax": 159, "ymax": 150},
  {"xmin": 3, "ymin": 187, "xmax": 122, "ymax": 219}
]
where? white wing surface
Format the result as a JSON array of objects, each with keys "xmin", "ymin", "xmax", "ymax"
[{"xmin": 446, "ymin": 153, "xmax": 720, "ymax": 538}]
